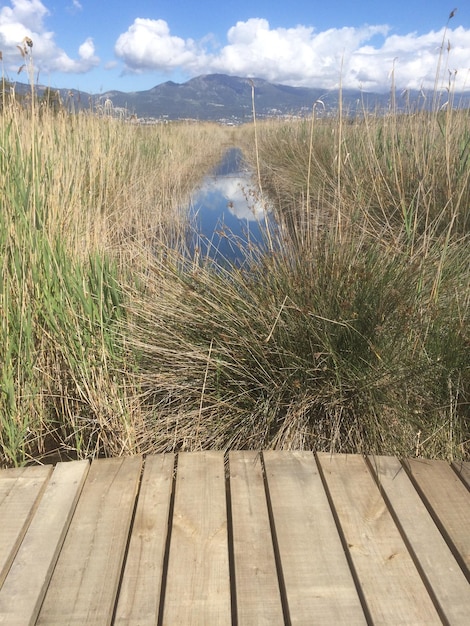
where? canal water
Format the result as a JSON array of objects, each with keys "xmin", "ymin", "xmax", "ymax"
[{"xmin": 188, "ymin": 148, "xmax": 271, "ymax": 266}]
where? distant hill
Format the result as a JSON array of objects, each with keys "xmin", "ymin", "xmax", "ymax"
[
  {"xmin": 8, "ymin": 74, "xmax": 470, "ymax": 121},
  {"xmin": 99, "ymin": 74, "xmax": 390, "ymax": 120}
]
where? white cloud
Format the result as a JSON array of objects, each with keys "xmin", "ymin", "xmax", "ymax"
[
  {"xmin": 0, "ymin": 0, "xmax": 48, "ymax": 32},
  {"xmin": 195, "ymin": 174, "xmax": 269, "ymax": 221},
  {"xmin": 0, "ymin": 0, "xmax": 48, "ymax": 45},
  {"xmin": 104, "ymin": 59, "xmax": 118, "ymax": 70},
  {"xmin": 1, "ymin": 4, "xmax": 469, "ymax": 92},
  {"xmin": 115, "ymin": 18, "xmax": 204, "ymax": 73},
  {"xmin": 78, "ymin": 37, "xmax": 95, "ymax": 61},
  {"xmin": 67, "ymin": 1, "xmax": 82, "ymax": 14},
  {"xmin": 115, "ymin": 17, "xmax": 470, "ymax": 92},
  {"xmin": 209, "ymin": 19, "xmax": 391, "ymax": 87},
  {"xmin": 348, "ymin": 26, "xmax": 470, "ymax": 91},
  {"xmin": 0, "ymin": 0, "xmax": 98, "ymax": 75}
]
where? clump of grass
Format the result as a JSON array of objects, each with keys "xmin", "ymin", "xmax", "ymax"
[{"xmin": 127, "ymin": 225, "xmax": 468, "ymax": 459}]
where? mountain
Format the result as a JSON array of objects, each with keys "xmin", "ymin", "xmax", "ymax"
[
  {"xmin": 8, "ymin": 74, "xmax": 470, "ymax": 121},
  {"xmin": 100, "ymin": 74, "xmax": 391, "ymax": 121}
]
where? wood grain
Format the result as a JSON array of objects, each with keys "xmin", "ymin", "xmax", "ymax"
[
  {"xmin": 229, "ymin": 450, "xmax": 284, "ymax": 625},
  {"xmin": 368, "ymin": 455, "xmax": 470, "ymax": 624},
  {"xmin": 404, "ymin": 457, "xmax": 470, "ymax": 578},
  {"xmin": 36, "ymin": 456, "xmax": 142, "ymax": 626},
  {"xmin": 452, "ymin": 460, "xmax": 470, "ymax": 490},
  {"xmin": 162, "ymin": 451, "xmax": 231, "ymax": 625},
  {"xmin": 264, "ymin": 451, "xmax": 366, "ymax": 625},
  {"xmin": 114, "ymin": 454, "xmax": 174, "ymax": 625},
  {"xmin": 0, "ymin": 453, "xmax": 469, "ymax": 624},
  {"xmin": 0, "ymin": 461, "xmax": 89, "ymax": 625},
  {"xmin": 0, "ymin": 465, "xmax": 52, "ymax": 588},
  {"xmin": 317, "ymin": 453, "xmax": 441, "ymax": 624}
]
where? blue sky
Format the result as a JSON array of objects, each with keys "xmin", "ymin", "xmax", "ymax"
[{"xmin": 1, "ymin": 1, "xmax": 469, "ymax": 94}]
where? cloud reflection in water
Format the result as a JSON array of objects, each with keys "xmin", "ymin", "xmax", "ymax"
[{"xmin": 189, "ymin": 149, "xmax": 271, "ymax": 265}]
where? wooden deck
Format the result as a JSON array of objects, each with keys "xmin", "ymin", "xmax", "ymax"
[{"xmin": 0, "ymin": 452, "xmax": 469, "ymax": 625}]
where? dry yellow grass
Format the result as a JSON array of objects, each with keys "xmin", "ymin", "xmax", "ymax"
[{"xmin": 0, "ymin": 96, "xmax": 234, "ymax": 466}]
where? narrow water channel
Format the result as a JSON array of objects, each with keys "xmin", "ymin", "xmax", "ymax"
[{"xmin": 188, "ymin": 148, "xmax": 271, "ymax": 266}]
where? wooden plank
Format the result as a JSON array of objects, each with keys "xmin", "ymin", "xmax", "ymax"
[
  {"xmin": 263, "ymin": 451, "xmax": 366, "ymax": 625},
  {"xmin": 229, "ymin": 451, "xmax": 284, "ymax": 625},
  {"xmin": 36, "ymin": 456, "xmax": 142, "ymax": 626},
  {"xmin": 162, "ymin": 451, "xmax": 230, "ymax": 625},
  {"xmin": 404, "ymin": 458, "xmax": 470, "ymax": 578},
  {"xmin": 317, "ymin": 453, "xmax": 441, "ymax": 624},
  {"xmin": 452, "ymin": 460, "xmax": 470, "ymax": 490},
  {"xmin": 368, "ymin": 455, "xmax": 470, "ymax": 624},
  {"xmin": 0, "ymin": 465, "xmax": 52, "ymax": 587},
  {"xmin": 0, "ymin": 461, "xmax": 89, "ymax": 625},
  {"xmin": 114, "ymin": 454, "xmax": 175, "ymax": 625}
]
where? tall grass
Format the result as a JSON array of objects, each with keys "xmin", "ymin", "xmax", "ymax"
[
  {"xmin": 1, "ymin": 44, "xmax": 468, "ymax": 465},
  {"xmin": 240, "ymin": 106, "xmax": 470, "ymax": 248},
  {"xmin": 128, "ymin": 90, "xmax": 469, "ymax": 461},
  {"xmin": 0, "ymin": 84, "xmax": 228, "ymax": 466}
]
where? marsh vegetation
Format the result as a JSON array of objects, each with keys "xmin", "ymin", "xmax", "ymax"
[{"xmin": 0, "ymin": 79, "xmax": 468, "ymax": 466}]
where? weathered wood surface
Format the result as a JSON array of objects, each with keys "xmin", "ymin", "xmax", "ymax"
[
  {"xmin": 0, "ymin": 452, "xmax": 469, "ymax": 625},
  {"xmin": 114, "ymin": 454, "xmax": 174, "ymax": 625},
  {"xmin": 36, "ymin": 457, "xmax": 142, "ymax": 626},
  {"xmin": 367, "ymin": 455, "xmax": 470, "ymax": 625},
  {"xmin": 0, "ymin": 461, "xmax": 89, "ymax": 625},
  {"xmin": 229, "ymin": 451, "xmax": 284, "ymax": 625},
  {"xmin": 264, "ymin": 451, "xmax": 366, "ymax": 625},
  {"xmin": 162, "ymin": 451, "xmax": 231, "ymax": 625},
  {"xmin": 403, "ymin": 458, "xmax": 470, "ymax": 579},
  {"xmin": 452, "ymin": 460, "xmax": 470, "ymax": 489},
  {"xmin": 0, "ymin": 465, "xmax": 52, "ymax": 589}
]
